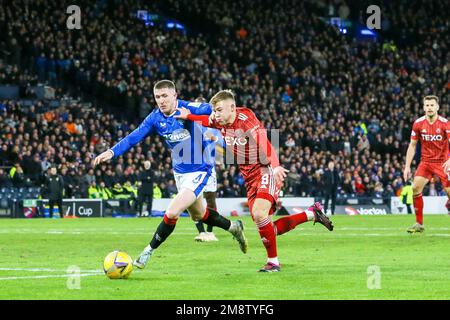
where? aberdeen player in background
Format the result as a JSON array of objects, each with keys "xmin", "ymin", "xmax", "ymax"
[
  {"xmin": 403, "ymin": 95, "xmax": 450, "ymax": 233},
  {"xmin": 176, "ymin": 90, "xmax": 334, "ymax": 272}
]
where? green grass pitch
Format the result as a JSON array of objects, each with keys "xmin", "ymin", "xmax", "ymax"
[{"xmin": 0, "ymin": 215, "xmax": 449, "ymax": 300}]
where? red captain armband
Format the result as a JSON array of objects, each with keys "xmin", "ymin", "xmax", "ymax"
[{"xmin": 186, "ymin": 114, "xmax": 211, "ymax": 127}]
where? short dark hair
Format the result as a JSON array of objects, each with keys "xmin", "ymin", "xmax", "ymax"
[
  {"xmin": 195, "ymin": 96, "xmax": 207, "ymax": 103},
  {"xmin": 153, "ymin": 80, "xmax": 176, "ymax": 91}
]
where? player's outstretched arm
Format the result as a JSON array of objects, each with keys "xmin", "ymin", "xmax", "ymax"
[
  {"xmin": 251, "ymin": 123, "xmax": 285, "ymax": 183},
  {"xmin": 106, "ymin": 113, "xmax": 155, "ymax": 162},
  {"xmin": 179, "ymin": 100, "xmax": 213, "ymax": 115},
  {"xmin": 175, "ymin": 108, "xmax": 213, "ymax": 127},
  {"xmin": 403, "ymin": 139, "xmax": 417, "ymax": 181}
]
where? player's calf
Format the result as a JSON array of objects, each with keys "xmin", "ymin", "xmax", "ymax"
[{"xmin": 134, "ymin": 214, "xmax": 177, "ymax": 269}]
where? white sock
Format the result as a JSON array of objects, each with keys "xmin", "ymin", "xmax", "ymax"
[
  {"xmin": 144, "ymin": 244, "xmax": 153, "ymax": 253},
  {"xmin": 306, "ymin": 209, "xmax": 315, "ymax": 221},
  {"xmin": 267, "ymin": 257, "xmax": 280, "ymax": 266}
]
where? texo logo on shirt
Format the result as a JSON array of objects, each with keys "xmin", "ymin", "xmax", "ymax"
[
  {"xmin": 224, "ymin": 136, "xmax": 248, "ymax": 146},
  {"xmin": 421, "ymin": 134, "xmax": 443, "ymax": 141}
]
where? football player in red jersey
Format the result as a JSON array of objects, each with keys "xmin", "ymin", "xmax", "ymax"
[
  {"xmin": 403, "ymin": 95, "xmax": 450, "ymax": 232},
  {"xmin": 176, "ymin": 90, "xmax": 334, "ymax": 272}
]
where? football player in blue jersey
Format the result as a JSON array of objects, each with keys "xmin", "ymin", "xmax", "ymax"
[{"xmin": 93, "ymin": 80, "xmax": 247, "ymax": 269}]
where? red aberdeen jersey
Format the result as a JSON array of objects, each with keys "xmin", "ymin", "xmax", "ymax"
[
  {"xmin": 411, "ymin": 116, "xmax": 450, "ymax": 163},
  {"xmin": 187, "ymin": 107, "xmax": 280, "ymax": 181}
]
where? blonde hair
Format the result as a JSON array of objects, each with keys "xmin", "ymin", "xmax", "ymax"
[
  {"xmin": 209, "ymin": 90, "xmax": 235, "ymax": 107},
  {"xmin": 423, "ymin": 95, "xmax": 439, "ymax": 104}
]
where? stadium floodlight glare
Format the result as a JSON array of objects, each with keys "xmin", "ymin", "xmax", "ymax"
[
  {"xmin": 360, "ymin": 29, "xmax": 376, "ymax": 36},
  {"xmin": 339, "ymin": 28, "xmax": 347, "ymax": 34},
  {"xmin": 166, "ymin": 22, "xmax": 185, "ymax": 30}
]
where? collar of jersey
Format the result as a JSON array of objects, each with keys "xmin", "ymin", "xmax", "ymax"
[{"xmin": 227, "ymin": 109, "xmax": 240, "ymax": 128}]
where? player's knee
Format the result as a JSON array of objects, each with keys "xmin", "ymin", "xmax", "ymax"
[
  {"xmin": 412, "ymin": 185, "xmax": 422, "ymax": 195},
  {"xmin": 165, "ymin": 210, "xmax": 179, "ymax": 220},
  {"xmin": 252, "ymin": 209, "xmax": 268, "ymax": 223},
  {"xmin": 190, "ymin": 212, "xmax": 203, "ymax": 221}
]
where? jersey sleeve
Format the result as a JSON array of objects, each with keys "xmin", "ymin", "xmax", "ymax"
[
  {"xmin": 186, "ymin": 114, "xmax": 218, "ymax": 128},
  {"xmin": 411, "ymin": 121, "xmax": 420, "ymax": 141},
  {"xmin": 255, "ymin": 127, "xmax": 280, "ymax": 168},
  {"xmin": 110, "ymin": 112, "xmax": 155, "ymax": 157},
  {"xmin": 245, "ymin": 110, "xmax": 280, "ymax": 168},
  {"xmin": 447, "ymin": 121, "xmax": 450, "ymax": 141},
  {"xmin": 179, "ymin": 100, "xmax": 213, "ymax": 115}
]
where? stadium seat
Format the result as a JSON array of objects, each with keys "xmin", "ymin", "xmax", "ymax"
[
  {"xmin": 0, "ymin": 199, "xmax": 9, "ymax": 209},
  {"xmin": 22, "ymin": 100, "xmax": 33, "ymax": 107}
]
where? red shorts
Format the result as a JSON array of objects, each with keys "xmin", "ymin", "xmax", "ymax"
[
  {"xmin": 415, "ymin": 161, "xmax": 450, "ymax": 188},
  {"xmin": 246, "ymin": 166, "xmax": 281, "ymax": 217}
]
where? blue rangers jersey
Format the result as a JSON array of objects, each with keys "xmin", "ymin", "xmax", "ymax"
[{"xmin": 110, "ymin": 100, "xmax": 218, "ymax": 174}]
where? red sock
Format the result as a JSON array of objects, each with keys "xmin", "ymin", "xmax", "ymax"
[
  {"xmin": 256, "ymin": 217, "xmax": 277, "ymax": 258},
  {"xmin": 413, "ymin": 193, "xmax": 423, "ymax": 225},
  {"xmin": 163, "ymin": 214, "xmax": 178, "ymax": 225},
  {"xmin": 273, "ymin": 212, "xmax": 308, "ymax": 235}
]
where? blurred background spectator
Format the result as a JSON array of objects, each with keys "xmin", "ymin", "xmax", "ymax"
[{"xmin": 0, "ymin": 0, "xmax": 448, "ymax": 202}]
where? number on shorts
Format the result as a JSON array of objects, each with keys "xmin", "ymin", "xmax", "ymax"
[
  {"xmin": 261, "ymin": 174, "xmax": 269, "ymax": 186},
  {"xmin": 192, "ymin": 173, "xmax": 203, "ymax": 184}
]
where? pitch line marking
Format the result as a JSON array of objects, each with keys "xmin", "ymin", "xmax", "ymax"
[
  {"xmin": 0, "ymin": 268, "xmax": 101, "ymax": 272},
  {"xmin": 0, "ymin": 231, "xmax": 450, "ymax": 237},
  {"xmin": 0, "ymin": 273, "xmax": 103, "ymax": 281},
  {"xmin": 0, "ymin": 227, "xmax": 449, "ymax": 233}
]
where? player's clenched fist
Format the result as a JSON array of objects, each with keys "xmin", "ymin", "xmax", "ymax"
[{"xmin": 93, "ymin": 149, "xmax": 113, "ymax": 167}]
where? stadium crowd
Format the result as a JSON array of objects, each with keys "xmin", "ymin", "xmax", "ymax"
[{"xmin": 0, "ymin": 0, "xmax": 449, "ymax": 200}]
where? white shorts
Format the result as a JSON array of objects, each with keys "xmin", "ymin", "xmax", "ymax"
[
  {"xmin": 203, "ymin": 169, "xmax": 217, "ymax": 193},
  {"xmin": 174, "ymin": 169, "xmax": 216, "ymax": 198}
]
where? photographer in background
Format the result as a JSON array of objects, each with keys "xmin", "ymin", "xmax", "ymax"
[
  {"xmin": 323, "ymin": 160, "xmax": 340, "ymax": 215},
  {"xmin": 137, "ymin": 160, "xmax": 154, "ymax": 217}
]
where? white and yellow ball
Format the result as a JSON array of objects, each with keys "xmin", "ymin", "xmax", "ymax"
[{"xmin": 103, "ymin": 251, "xmax": 133, "ymax": 279}]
